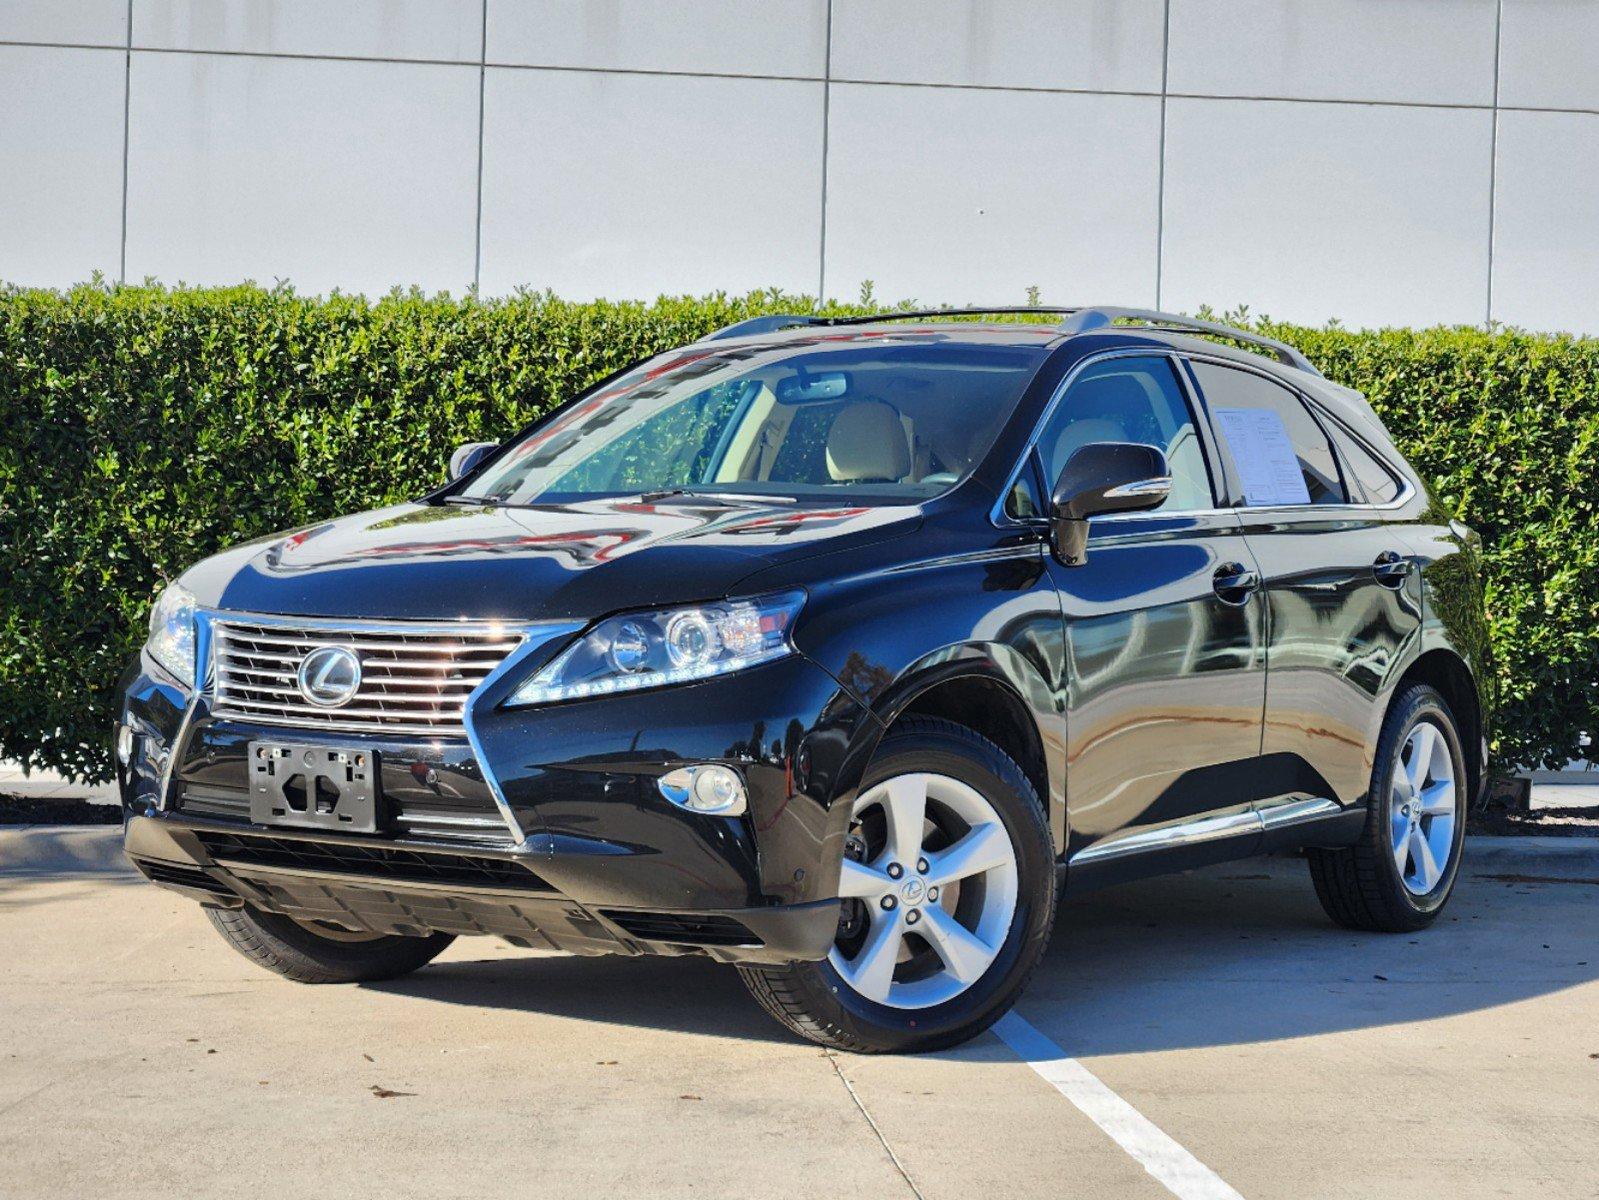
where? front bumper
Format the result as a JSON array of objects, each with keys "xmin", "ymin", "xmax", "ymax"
[
  {"xmin": 117, "ymin": 644, "xmax": 878, "ymax": 964},
  {"xmin": 124, "ymin": 813, "xmax": 841, "ymax": 965}
]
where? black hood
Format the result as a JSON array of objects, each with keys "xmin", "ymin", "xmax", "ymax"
[{"xmin": 180, "ymin": 498, "xmax": 921, "ymax": 622}]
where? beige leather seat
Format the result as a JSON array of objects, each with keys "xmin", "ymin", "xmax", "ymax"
[{"xmin": 825, "ymin": 400, "xmax": 912, "ymax": 483}]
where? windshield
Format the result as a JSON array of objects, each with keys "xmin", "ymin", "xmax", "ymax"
[{"xmin": 460, "ymin": 335, "xmax": 1049, "ymax": 506}]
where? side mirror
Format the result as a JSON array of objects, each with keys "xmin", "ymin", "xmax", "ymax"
[
  {"xmin": 1049, "ymin": 442, "xmax": 1172, "ymax": 566},
  {"xmin": 448, "ymin": 441, "xmax": 500, "ymax": 482}
]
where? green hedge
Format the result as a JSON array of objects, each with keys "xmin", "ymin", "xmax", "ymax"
[{"xmin": 0, "ymin": 284, "xmax": 1594, "ymax": 782}]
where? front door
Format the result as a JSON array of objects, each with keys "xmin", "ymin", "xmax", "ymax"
[{"xmin": 1032, "ymin": 354, "xmax": 1269, "ymax": 867}]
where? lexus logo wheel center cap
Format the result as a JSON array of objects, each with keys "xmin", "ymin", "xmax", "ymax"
[
  {"xmin": 900, "ymin": 878, "xmax": 926, "ymax": 906},
  {"xmin": 296, "ymin": 645, "xmax": 363, "ymax": 708}
]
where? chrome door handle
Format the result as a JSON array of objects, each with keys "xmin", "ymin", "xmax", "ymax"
[
  {"xmin": 1373, "ymin": 551, "xmax": 1413, "ymax": 589},
  {"xmin": 1213, "ymin": 562, "xmax": 1261, "ymax": 606}
]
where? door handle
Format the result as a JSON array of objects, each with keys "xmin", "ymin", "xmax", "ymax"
[
  {"xmin": 1212, "ymin": 562, "xmax": 1261, "ymax": 606},
  {"xmin": 1373, "ymin": 551, "xmax": 1413, "ymax": 589}
]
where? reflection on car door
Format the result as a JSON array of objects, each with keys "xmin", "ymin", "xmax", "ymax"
[
  {"xmin": 1187, "ymin": 358, "xmax": 1424, "ymax": 815},
  {"xmin": 1032, "ymin": 354, "xmax": 1269, "ymax": 871}
]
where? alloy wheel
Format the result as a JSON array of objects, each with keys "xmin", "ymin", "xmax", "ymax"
[
  {"xmin": 828, "ymin": 772, "xmax": 1019, "ymax": 1010},
  {"xmin": 1389, "ymin": 718, "xmax": 1458, "ymax": 896}
]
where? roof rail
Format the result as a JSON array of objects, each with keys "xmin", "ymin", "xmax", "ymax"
[
  {"xmin": 702, "ymin": 307, "xmax": 1082, "ymax": 341},
  {"xmin": 1059, "ymin": 307, "xmax": 1321, "ymax": 376}
]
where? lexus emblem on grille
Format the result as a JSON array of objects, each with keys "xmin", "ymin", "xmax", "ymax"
[{"xmin": 296, "ymin": 645, "xmax": 363, "ymax": 708}]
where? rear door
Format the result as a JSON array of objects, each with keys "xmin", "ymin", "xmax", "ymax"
[
  {"xmin": 1027, "ymin": 353, "xmax": 1270, "ymax": 867},
  {"xmin": 1186, "ymin": 357, "xmax": 1423, "ymax": 817}
]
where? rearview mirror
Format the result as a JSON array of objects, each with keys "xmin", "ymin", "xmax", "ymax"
[
  {"xmin": 1049, "ymin": 442, "xmax": 1172, "ymax": 566},
  {"xmin": 776, "ymin": 371, "xmax": 850, "ymax": 405},
  {"xmin": 449, "ymin": 441, "xmax": 500, "ymax": 481}
]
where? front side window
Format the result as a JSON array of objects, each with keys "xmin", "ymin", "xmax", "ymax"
[
  {"xmin": 460, "ymin": 338, "xmax": 1049, "ymax": 506},
  {"xmin": 1189, "ymin": 361, "xmax": 1346, "ymax": 507},
  {"xmin": 1034, "ymin": 355, "xmax": 1214, "ymax": 513}
]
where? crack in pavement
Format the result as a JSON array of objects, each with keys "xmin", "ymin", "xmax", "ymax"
[{"xmin": 825, "ymin": 1049, "xmax": 926, "ymax": 1200}]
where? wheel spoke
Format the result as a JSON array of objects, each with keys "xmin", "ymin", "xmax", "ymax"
[
  {"xmin": 1419, "ymin": 779, "xmax": 1456, "ymax": 816},
  {"xmin": 838, "ymin": 858, "xmax": 891, "ymax": 899},
  {"xmin": 841, "ymin": 909, "xmax": 903, "ymax": 1003},
  {"xmin": 916, "ymin": 906, "xmax": 996, "ymax": 983},
  {"xmin": 1411, "ymin": 825, "xmax": 1441, "ymax": 890},
  {"xmin": 924, "ymin": 821, "xmax": 1011, "ymax": 887},
  {"xmin": 879, "ymin": 774, "xmax": 928, "ymax": 869},
  {"xmin": 1405, "ymin": 725, "xmax": 1436, "ymax": 789},
  {"xmin": 1392, "ymin": 817, "xmax": 1412, "ymax": 874}
]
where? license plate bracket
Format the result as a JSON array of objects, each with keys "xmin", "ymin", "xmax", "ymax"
[{"xmin": 248, "ymin": 741, "xmax": 379, "ymax": 833}]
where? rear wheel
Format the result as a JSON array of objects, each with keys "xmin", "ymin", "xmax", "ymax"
[
  {"xmin": 1308, "ymin": 683, "xmax": 1466, "ymax": 932},
  {"xmin": 739, "ymin": 717, "xmax": 1056, "ymax": 1053},
  {"xmin": 207, "ymin": 905, "xmax": 455, "ymax": 984}
]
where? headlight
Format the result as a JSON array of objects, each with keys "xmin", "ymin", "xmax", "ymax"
[
  {"xmin": 510, "ymin": 591, "xmax": 804, "ymax": 706},
  {"xmin": 146, "ymin": 583, "xmax": 198, "ymax": 687}
]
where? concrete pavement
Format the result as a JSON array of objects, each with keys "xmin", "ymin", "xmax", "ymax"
[{"xmin": 2, "ymin": 829, "xmax": 1596, "ymax": 1199}]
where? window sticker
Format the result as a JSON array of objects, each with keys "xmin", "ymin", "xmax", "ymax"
[{"xmin": 1212, "ymin": 407, "xmax": 1311, "ymax": 507}]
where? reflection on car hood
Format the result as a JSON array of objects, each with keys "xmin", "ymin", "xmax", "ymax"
[{"xmin": 183, "ymin": 498, "xmax": 922, "ymax": 621}]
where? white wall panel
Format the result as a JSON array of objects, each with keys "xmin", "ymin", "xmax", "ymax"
[
  {"xmin": 125, "ymin": 52, "xmax": 479, "ymax": 295},
  {"xmin": 1168, "ymin": 0, "xmax": 1499, "ymax": 106},
  {"xmin": 0, "ymin": 46, "xmax": 124, "ymax": 287},
  {"xmin": 823, "ymin": 83, "xmax": 1161, "ymax": 306},
  {"xmin": 1491, "ymin": 110, "xmax": 1599, "ymax": 336},
  {"xmin": 0, "ymin": 0, "xmax": 126, "ymax": 46},
  {"xmin": 1162, "ymin": 98, "xmax": 1493, "ymax": 327},
  {"xmin": 478, "ymin": 69, "xmax": 823, "ymax": 298},
  {"xmin": 134, "ymin": 0, "xmax": 482, "ymax": 62},
  {"xmin": 485, "ymin": 0, "xmax": 827, "ymax": 78},
  {"xmin": 1499, "ymin": 0, "xmax": 1599, "ymax": 112},
  {"xmin": 830, "ymin": 0, "xmax": 1165, "ymax": 93}
]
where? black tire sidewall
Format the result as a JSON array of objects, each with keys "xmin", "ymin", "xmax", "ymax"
[{"xmin": 805, "ymin": 721, "xmax": 1056, "ymax": 1051}]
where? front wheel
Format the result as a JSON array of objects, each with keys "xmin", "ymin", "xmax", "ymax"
[{"xmin": 739, "ymin": 717, "xmax": 1056, "ymax": 1053}]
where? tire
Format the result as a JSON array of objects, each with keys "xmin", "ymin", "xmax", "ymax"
[
  {"xmin": 206, "ymin": 905, "xmax": 455, "ymax": 984},
  {"xmin": 739, "ymin": 716, "xmax": 1056, "ymax": 1053},
  {"xmin": 1308, "ymin": 683, "xmax": 1467, "ymax": 933}
]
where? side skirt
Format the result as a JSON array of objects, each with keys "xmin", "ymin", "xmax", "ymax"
[{"xmin": 1063, "ymin": 797, "xmax": 1364, "ymax": 895}]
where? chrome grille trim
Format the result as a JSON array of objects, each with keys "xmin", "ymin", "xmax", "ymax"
[{"xmin": 209, "ymin": 615, "xmax": 526, "ymax": 738}]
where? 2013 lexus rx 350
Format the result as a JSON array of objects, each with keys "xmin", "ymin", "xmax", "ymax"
[{"xmin": 117, "ymin": 307, "xmax": 1489, "ymax": 1053}]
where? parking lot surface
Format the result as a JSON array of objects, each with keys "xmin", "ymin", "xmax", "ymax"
[{"xmin": 2, "ymin": 828, "xmax": 1595, "ymax": 1200}]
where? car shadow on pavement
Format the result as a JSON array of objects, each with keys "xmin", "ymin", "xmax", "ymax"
[
  {"xmin": 366, "ymin": 949, "xmax": 796, "ymax": 1044},
  {"xmin": 366, "ymin": 854, "xmax": 1599, "ymax": 1055}
]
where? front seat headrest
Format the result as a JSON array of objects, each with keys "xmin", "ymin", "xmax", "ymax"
[{"xmin": 825, "ymin": 401, "xmax": 911, "ymax": 483}]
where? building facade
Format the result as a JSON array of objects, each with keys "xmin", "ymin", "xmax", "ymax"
[{"xmin": 2, "ymin": 0, "xmax": 1595, "ymax": 333}]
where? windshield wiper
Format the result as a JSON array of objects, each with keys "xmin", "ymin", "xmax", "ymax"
[{"xmin": 633, "ymin": 488, "xmax": 796, "ymax": 505}]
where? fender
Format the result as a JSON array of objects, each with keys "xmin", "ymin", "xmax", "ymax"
[{"xmin": 802, "ymin": 640, "xmax": 1067, "ymax": 858}]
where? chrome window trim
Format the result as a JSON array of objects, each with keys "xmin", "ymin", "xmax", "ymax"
[
  {"xmin": 989, "ymin": 347, "xmax": 1221, "ymax": 530},
  {"xmin": 1179, "ymin": 351, "xmax": 1418, "ymax": 515},
  {"xmin": 192, "ymin": 608, "xmax": 583, "ymax": 845}
]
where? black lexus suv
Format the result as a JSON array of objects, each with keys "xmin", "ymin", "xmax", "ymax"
[{"xmin": 117, "ymin": 307, "xmax": 1489, "ymax": 1053}]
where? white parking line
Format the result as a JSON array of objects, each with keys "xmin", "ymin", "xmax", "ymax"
[{"xmin": 994, "ymin": 1012, "xmax": 1244, "ymax": 1200}]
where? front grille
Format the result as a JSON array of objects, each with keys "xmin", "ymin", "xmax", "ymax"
[
  {"xmin": 195, "ymin": 830, "xmax": 552, "ymax": 892},
  {"xmin": 600, "ymin": 910, "xmax": 761, "ymax": 947},
  {"xmin": 211, "ymin": 617, "xmax": 523, "ymax": 736}
]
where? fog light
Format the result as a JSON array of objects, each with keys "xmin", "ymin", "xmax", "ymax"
[
  {"xmin": 115, "ymin": 723, "xmax": 135, "ymax": 766},
  {"xmin": 657, "ymin": 764, "xmax": 747, "ymax": 816}
]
